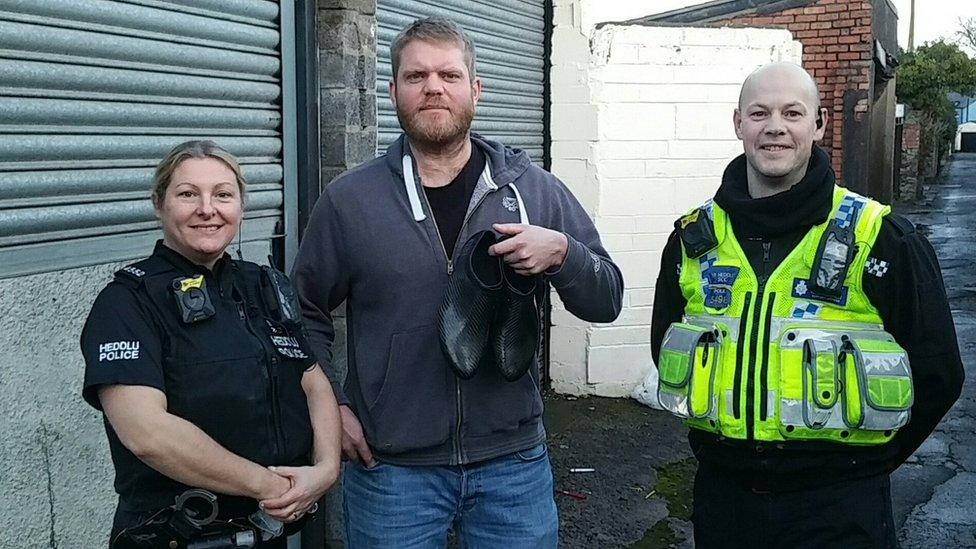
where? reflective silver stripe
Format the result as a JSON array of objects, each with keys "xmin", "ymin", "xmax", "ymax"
[
  {"xmin": 684, "ymin": 315, "xmax": 741, "ymax": 342},
  {"xmin": 772, "ymin": 318, "xmax": 885, "ymax": 346},
  {"xmin": 780, "ymin": 398, "xmax": 850, "ymax": 430},
  {"xmin": 658, "ymin": 391, "xmax": 690, "ymax": 419},
  {"xmin": 776, "ymin": 324, "xmax": 889, "ymax": 350}
]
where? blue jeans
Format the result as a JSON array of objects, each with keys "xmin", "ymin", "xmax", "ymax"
[{"xmin": 342, "ymin": 444, "xmax": 559, "ymax": 548}]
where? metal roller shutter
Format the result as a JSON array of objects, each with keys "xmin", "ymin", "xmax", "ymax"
[
  {"xmin": 376, "ymin": 0, "xmax": 546, "ymax": 163},
  {"xmin": 0, "ymin": 0, "xmax": 297, "ymax": 278}
]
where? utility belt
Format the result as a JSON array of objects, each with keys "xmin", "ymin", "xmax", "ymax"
[
  {"xmin": 112, "ymin": 490, "xmax": 296, "ymax": 549},
  {"xmin": 657, "ymin": 320, "xmax": 914, "ymax": 444}
]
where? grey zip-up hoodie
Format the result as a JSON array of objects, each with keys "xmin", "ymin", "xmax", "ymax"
[{"xmin": 292, "ymin": 133, "xmax": 623, "ymax": 465}]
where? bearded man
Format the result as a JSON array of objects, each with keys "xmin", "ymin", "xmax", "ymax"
[{"xmin": 292, "ymin": 17, "xmax": 622, "ymax": 548}]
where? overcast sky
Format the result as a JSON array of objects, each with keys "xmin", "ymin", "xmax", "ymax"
[
  {"xmin": 639, "ymin": 0, "xmax": 974, "ymax": 52},
  {"xmin": 889, "ymin": 0, "xmax": 972, "ymax": 50}
]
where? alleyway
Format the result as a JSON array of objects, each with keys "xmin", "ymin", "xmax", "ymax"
[
  {"xmin": 892, "ymin": 153, "xmax": 976, "ymax": 548},
  {"xmin": 546, "ymin": 153, "xmax": 976, "ymax": 548}
]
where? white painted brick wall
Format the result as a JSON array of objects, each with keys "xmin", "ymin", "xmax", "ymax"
[{"xmin": 549, "ymin": 0, "xmax": 801, "ymax": 397}]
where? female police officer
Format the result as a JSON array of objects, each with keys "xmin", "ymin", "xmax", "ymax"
[{"xmin": 80, "ymin": 140, "xmax": 341, "ymax": 547}]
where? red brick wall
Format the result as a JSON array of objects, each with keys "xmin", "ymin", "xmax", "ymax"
[{"xmin": 714, "ymin": 0, "xmax": 875, "ymax": 183}]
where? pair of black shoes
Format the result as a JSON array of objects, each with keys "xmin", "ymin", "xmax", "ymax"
[{"xmin": 439, "ymin": 231, "xmax": 540, "ymax": 381}]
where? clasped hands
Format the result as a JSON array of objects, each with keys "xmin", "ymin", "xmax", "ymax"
[{"xmin": 258, "ymin": 462, "xmax": 337, "ymax": 523}]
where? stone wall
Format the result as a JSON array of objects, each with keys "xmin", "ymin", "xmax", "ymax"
[
  {"xmin": 899, "ymin": 115, "xmax": 922, "ymax": 201},
  {"xmin": 309, "ymin": 1, "xmax": 378, "ymax": 545},
  {"xmin": 318, "ymin": 0, "xmax": 378, "ymax": 190}
]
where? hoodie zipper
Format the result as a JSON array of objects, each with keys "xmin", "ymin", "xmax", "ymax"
[
  {"xmin": 413, "ymin": 167, "xmax": 498, "ymax": 465},
  {"xmin": 419, "ymin": 186, "xmax": 454, "ymax": 275}
]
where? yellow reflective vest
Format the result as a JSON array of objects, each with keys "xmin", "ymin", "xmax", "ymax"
[{"xmin": 658, "ymin": 186, "xmax": 914, "ymax": 445}]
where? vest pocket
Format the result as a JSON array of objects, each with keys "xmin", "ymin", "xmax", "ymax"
[
  {"xmin": 779, "ymin": 328, "xmax": 913, "ymax": 441},
  {"xmin": 801, "ymin": 338, "xmax": 841, "ymax": 429},
  {"xmin": 658, "ymin": 323, "xmax": 720, "ymax": 420},
  {"xmin": 840, "ymin": 336, "xmax": 913, "ymax": 431}
]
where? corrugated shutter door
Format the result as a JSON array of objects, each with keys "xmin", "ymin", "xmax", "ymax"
[
  {"xmin": 0, "ymin": 0, "xmax": 290, "ymax": 278},
  {"xmin": 376, "ymin": 0, "xmax": 546, "ymax": 163}
]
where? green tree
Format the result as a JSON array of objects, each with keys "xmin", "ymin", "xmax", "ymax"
[{"xmin": 897, "ymin": 41, "xmax": 976, "ymax": 144}]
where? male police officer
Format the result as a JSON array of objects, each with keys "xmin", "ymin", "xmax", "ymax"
[
  {"xmin": 293, "ymin": 17, "xmax": 622, "ymax": 547},
  {"xmin": 650, "ymin": 62, "xmax": 964, "ymax": 547}
]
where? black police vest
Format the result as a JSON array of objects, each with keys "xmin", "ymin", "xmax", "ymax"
[{"xmin": 115, "ymin": 251, "xmax": 313, "ymax": 509}]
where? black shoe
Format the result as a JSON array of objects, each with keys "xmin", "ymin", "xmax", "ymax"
[
  {"xmin": 492, "ymin": 264, "xmax": 540, "ymax": 381},
  {"xmin": 439, "ymin": 231, "xmax": 503, "ymax": 379}
]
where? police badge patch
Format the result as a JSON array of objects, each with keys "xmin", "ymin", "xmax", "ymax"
[
  {"xmin": 705, "ymin": 266, "xmax": 739, "ymax": 286},
  {"xmin": 704, "ymin": 286, "xmax": 733, "ymax": 310},
  {"xmin": 792, "ymin": 277, "xmax": 848, "ymax": 306}
]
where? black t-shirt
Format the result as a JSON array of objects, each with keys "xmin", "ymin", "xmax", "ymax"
[
  {"xmin": 423, "ymin": 144, "xmax": 485, "ymax": 258},
  {"xmin": 80, "ymin": 241, "xmax": 316, "ymax": 517}
]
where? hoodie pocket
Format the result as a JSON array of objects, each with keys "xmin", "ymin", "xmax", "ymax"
[
  {"xmin": 366, "ymin": 325, "xmax": 452, "ymax": 453},
  {"xmin": 464, "ymin": 367, "xmax": 543, "ymax": 436}
]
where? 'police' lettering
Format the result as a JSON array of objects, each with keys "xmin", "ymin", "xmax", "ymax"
[
  {"xmin": 277, "ymin": 347, "xmax": 308, "ymax": 359},
  {"xmin": 270, "ymin": 335, "xmax": 300, "ymax": 348},
  {"xmin": 98, "ymin": 341, "xmax": 141, "ymax": 362}
]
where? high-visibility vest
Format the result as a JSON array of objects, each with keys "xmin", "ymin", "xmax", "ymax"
[{"xmin": 658, "ymin": 186, "xmax": 914, "ymax": 444}]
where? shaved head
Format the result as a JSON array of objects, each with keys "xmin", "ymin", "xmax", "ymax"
[
  {"xmin": 738, "ymin": 62, "xmax": 821, "ymax": 112},
  {"xmin": 733, "ymin": 61, "xmax": 828, "ymax": 197}
]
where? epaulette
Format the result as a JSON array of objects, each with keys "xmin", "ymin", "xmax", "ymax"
[
  {"xmin": 114, "ymin": 256, "xmax": 171, "ymax": 287},
  {"xmin": 883, "ymin": 213, "xmax": 915, "ymax": 238}
]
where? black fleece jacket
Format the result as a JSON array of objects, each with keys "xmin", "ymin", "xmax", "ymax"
[{"xmin": 650, "ymin": 147, "xmax": 965, "ymax": 491}]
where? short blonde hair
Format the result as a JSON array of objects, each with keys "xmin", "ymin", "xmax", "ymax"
[
  {"xmin": 152, "ymin": 140, "xmax": 247, "ymax": 205},
  {"xmin": 390, "ymin": 17, "xmax": 477, "ymax": 82}
]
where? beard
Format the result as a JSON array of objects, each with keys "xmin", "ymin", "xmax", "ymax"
[{"xmin": 396, "ymin": 101, "xmax": 475, "ymax": 150}]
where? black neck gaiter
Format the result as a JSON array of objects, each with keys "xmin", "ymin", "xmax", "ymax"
[{"xmin": 713, "ymin": 146, "xmax": 835, "ymax": 239}]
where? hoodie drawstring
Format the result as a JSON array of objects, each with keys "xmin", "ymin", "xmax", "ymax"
[{"xmin": 402, "ymin": 155, "xmax": 427, "ymax": 222}]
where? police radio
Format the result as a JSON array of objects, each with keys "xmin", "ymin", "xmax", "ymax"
[
  {"xmin": 807, "ymin": 221, "xmax": 854, "ymax": 301},
  {"xmin": 171, "ymin": 275, "xmax": 215, "ymax": 324},
  {"xmin": 260, "ymin": 263, "xmax": 302, "ymax": 328}
]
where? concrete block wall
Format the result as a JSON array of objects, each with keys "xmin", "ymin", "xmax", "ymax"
[
  {"xmin": 550, "ymin": 0, "xmax": 800, "ymax": 396},
  {"xmin": 0, "ymin": 263, "xmax": 123, "ymax": 547}
]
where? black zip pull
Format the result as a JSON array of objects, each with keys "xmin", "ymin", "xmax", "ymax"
[{"xmin": 762, "ymin": 241, "xmax": 771, "ymax": 262}]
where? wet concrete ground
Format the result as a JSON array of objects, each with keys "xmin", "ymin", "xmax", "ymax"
[
  {"xmin": 891, "ymin": 153, "xmax": 976, "ymax": 548},
  {"xmin": 546, "ymin": 154, "xmax": 976, "ymax": 548},
  {"xmin": 546, "ymin": 394, "xmax": 695, "ymax": 548}
]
